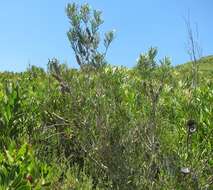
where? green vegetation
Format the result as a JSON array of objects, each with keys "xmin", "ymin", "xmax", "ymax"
[
  {"xmin": 176, "ymin": 55, "xmax": 213, "ymax": 78},
  {"xmin": 0, "ymin": 2, "xmax": 212, "ymax": 190}
]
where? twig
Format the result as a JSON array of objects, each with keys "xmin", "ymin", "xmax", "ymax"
[{"xmin": 80, "ymin": 144, "xmax": 108, "ymax": 171}]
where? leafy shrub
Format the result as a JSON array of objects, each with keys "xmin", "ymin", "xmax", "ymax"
[
  {"xmin": 0, "ymin": 142, "xmax": 52, "ymax": 189},
  {"xmin": 0, "ymin": 2, "xmax": 212, "ymax": 190}
]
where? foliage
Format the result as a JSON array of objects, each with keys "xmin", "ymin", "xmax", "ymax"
[
  {"xmin": 0, "ymin": 60, "xmax": 212, "ymax": 189},
  {"xmin": 0, "ymin": 142, "xmax": 52, "ymax": 189},
  {"xmin": 66, "ymin": 3, "xmax": 115, "ymax": 69},
  {"xmin": 0, "ymin": 2, "xmax": 212, "ymax": 190},
  {"xmin": 176, "ymin": 55, "xmax": 213, "ymax": 80}
]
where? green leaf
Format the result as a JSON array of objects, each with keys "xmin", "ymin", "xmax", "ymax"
[
  {"xmin": 10, "ymin": 174, "xmax": 23, "ymax": 188},
  {"xmin": 16, "ymin": 185, "xmax": 31, "ymax": 190},
  {"xmin": 17, "ymin": 143, "xmax": 28, "ymax": 160},
  {"xmin": 5, "ymin": 150, "xmax": 14, "ymax": 163}
]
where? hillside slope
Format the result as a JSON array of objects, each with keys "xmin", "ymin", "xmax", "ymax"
[{"xmin": 176, "ymin": 55, "xmax": 213, "ymax": 77}]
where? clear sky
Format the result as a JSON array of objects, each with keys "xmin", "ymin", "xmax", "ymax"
[{"xmin": 0, "ymin": 0, "xmax": 212, "ymax": 71}]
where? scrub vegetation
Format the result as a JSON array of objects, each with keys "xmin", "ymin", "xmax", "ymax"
[{"xmin": 0, "ymin": 3, "xmax": 212, "ymax": 190}]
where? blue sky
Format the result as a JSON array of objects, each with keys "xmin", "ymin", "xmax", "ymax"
[{"xmin": 0, "ymin": 0, "xmax": 212, "ymax": 71}]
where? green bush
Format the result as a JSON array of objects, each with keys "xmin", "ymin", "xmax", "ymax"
[{"xmin": 0, "ymin": 2, "xmax": 212, "ymax": 189}]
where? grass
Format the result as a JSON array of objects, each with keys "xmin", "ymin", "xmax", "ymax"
[{"xmin": 177, "ymin": 55, "xmax": 213, "ymax": 70}]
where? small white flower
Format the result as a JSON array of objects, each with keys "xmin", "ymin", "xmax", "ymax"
[{"xmin": 180, "ymin": 167, "xmax": 190, "ymax": 174}]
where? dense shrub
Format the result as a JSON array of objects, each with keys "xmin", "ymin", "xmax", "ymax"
[{"xmin": 0, "ymin": 2, "xmax": 212, "ymax": 189}]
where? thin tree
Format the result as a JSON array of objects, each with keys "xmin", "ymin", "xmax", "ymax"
[
  {"xmin": 184, "ymin": 13, "xmax": 202, "ymax": 90},
  {"xmin": 66, "ymin": 3, "xmax": 115, "ymax": 70}
]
